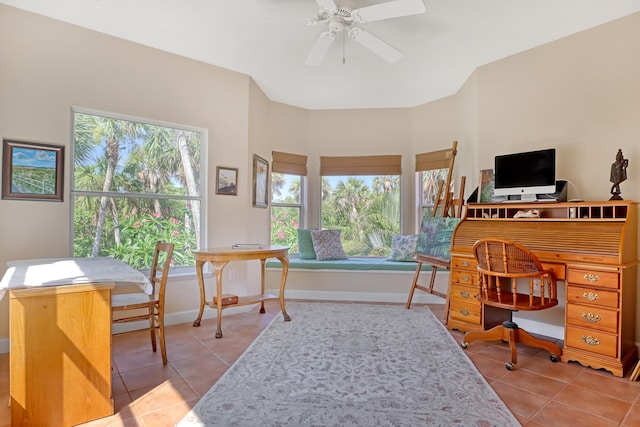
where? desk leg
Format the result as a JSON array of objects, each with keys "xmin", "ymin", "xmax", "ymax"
[
  {"xmin": 277, "ymin": 256, "xmax": 291, "ymax": 321},
  {"xmin": 193, "ymin": 260, "xmax": 206, "ymax": 327},
  {"xmin": 212, "ymin": 261, "xmax": 227, "ymax": 338},
  {"xmin": 259, "ymin": 259, "xmax": 266, "ymax": 313}
]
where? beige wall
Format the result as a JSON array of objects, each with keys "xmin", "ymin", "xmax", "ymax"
[{"xmin": 1, "ymin": 5, "xmax": 639, "ymax": 345}]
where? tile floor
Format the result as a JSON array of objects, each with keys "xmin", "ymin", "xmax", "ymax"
[{"xmin": 1, "ymin": 301, "xmax": 640, "ymax": 426}]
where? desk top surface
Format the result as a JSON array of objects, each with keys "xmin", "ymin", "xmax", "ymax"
[
  {"xmin": 0, "ymin": 257, "xmax": 152, "ymax": 299},
  {"xmin": 193, "ymin": 246, "xmax": 290, "ymax": 261}
]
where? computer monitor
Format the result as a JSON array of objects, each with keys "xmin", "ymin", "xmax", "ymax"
[{"xmin": 494, "ymin": 148, "xmax": 556, "ymax": 202}]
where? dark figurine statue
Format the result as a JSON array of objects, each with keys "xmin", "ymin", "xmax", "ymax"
[{"xmin": 609, "ymin": 149, "xmax": 628, "ymax": 200}]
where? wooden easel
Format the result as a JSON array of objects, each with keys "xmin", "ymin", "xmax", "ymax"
[{"xmin": 406, "ymin": 141, "xmax": 465, "ymax": 320}]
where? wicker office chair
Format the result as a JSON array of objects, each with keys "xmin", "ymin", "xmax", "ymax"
[
  {"xmin": 461, "ymin": 238, "xmax": 561, "ymax": 370},
  {"xmin": 112, "ymin": 241, "xmax": 174, "ymax": 365}
]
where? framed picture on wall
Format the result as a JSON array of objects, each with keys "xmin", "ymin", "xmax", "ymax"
[
  {"xmin": 252, "ymin": 154, "xmax": 269, "ymax": 208},
  {"xmin": 216, "ymin": 166, "xmax": 238, "ymax": 195},
  {"xmin": 2, "ymin": 139, "xmax": 65, "ymax": 202}
]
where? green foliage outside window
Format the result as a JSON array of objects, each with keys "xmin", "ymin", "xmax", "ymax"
[{"xmin": 322, "ymin": 176, "xmax": 400, "ymax": 257}]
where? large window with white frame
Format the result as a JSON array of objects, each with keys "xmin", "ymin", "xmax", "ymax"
[{"xmin": 71, "ymin": 109, "xmax": 204, "ymax": 270}]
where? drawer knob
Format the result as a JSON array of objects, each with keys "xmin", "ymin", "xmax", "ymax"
[
  {"xmin": 582, "ymin": 291, "xmax": 600, "ymax": 302},
  {"xmin": 460, "ymin": 274, "xmax": 470, "ymax": 282},
  {"xmin": 461, "ymin": 261, "xmax": 470, "ymax": 267},
  {"xmin": 583, "ymin": 273, "xmax": 600, "ymax": 283},
  {"xmin": 581, "ymin": 335, "xmax": 600, "ymax": 346},
  {"xmin": 459, "ymin": 291, "xmax": 471, "ymax": 298},
  {"xmin": 459, "ymin": 308, "xmax": 470, "ymax": 317},
  {"xmin": 581, "ymin": 312, "xmax": 601, "ymax": 323}
]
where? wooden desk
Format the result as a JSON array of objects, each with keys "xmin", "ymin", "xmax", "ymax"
[
  {"xmin": 192, "ymin": 246, "xmax": 290, "ymax": 338},
  {"xmin": 10, "ymin": 283, "xmax": 114, "ymax": 427},
  {"xmin": 446, "ymin": 201, "xmax": 638, "ymax": 377},
  {"xmin": 0, "ymin": 257, "xmax": 151, "ymax": 427}
]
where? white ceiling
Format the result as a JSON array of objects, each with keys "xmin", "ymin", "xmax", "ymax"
[{"xmin": 3, "ymin": 0, "xmax": 640, "ymax": 110}]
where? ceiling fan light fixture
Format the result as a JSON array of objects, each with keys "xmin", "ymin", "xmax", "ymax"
[{"xmin": 306, "ymin": 0, "xmax": 424, "ymax": 65}]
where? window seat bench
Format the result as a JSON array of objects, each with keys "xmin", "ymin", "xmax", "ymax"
[{"xmin": 265, "ymin": 255, "xmax": 447, "ymax": 305}]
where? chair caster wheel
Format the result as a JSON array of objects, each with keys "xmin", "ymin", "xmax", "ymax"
[
  {"xmin": 550, "ymin": 354, "xmax": 559, "ymax": 362},
  {"xmin": 505, "ymin": 362, "xmax": 515, "ymax": 370},
  {"xmin": 461, "ymin": 342, "xmax": 468, "ymax": 349}
]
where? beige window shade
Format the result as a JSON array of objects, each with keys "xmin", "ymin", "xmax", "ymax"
[
  {"xmin": 415, "ymin": 144, "xmax": 457, "ymax": 172},
  {"xmin": 271, "ymin": 151, "xmax": 307, "ymax": 176},
  {"xmin": 320, "ymin": 155, "xmax": 402, "ymax": 176}
]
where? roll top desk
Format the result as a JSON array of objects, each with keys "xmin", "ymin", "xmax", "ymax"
[{"xmin": 446, "ymin": 201, "xmax": 638, "ymax": 377}]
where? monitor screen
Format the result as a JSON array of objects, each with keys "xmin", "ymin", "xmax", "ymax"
[{"xmin": 494, "ymin": 148, "xmax": 556, "ymax": 201}]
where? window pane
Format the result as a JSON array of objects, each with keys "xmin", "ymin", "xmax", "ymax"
[
  {"xmin": 421, "ymin": 168, "xmax": 449, "ymax": 205},
  {"xmin": 271, "ymin": 173, "xmax": 301, "ymax": 204},
  {"xmin": 72, "ymin": 112, "xmax": 202, "ymax": 268},
  {"xmin": 270, "ymin": 206, "xmax": 301, "ymax": 252},
  {"xmin": 73, "ymin": 196, "xmax": 198, "ymax": 268},
  {"xmin": 321, "ymin": 175, "xmax": 400, "ymax": 257},
  {"xmin": 73, "ymin": 113, "xmax": 201, "ymax": 196}
]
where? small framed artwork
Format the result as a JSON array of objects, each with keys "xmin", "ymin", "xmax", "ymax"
[
  {"xmin": 252, "ymin": 154, "xmax": 269, "ymax": 208},
  {"xmin": 2, "ymin": 139, "xmax": 64, "ymax": 202},
  {"xmin": 216, "ymin": 166, "xmax": 238, "ymax": 195}
]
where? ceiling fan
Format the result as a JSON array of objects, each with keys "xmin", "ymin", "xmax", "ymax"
[{"xmin": 305, "ymin": 0, "xmax": 426, "ymax": 66}]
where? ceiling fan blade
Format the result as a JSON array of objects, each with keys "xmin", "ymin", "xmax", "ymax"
[
  {"xmin": 314, "ymin": 0, "xmax": 338, "ymax": 13},
  {"xmin": 348, "ymin": 28, "xmax": 403, "ymax": 63},
  {"xmin": 352, "ymin": 0, "xmax": 425, "ymax": 23},
  {"xmin": 306, "ymin": 31, "xmax": 336, "ymax": 66}
]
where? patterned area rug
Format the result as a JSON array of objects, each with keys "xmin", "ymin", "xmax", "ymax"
[{"xmin": 179, "ymin": 303, "xmax": 519, "ymax": 426}]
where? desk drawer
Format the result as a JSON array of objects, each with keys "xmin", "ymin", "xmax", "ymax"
[
  {"xmin": 450, "ymin": 270, "xmax": 476, "ymax": 286},
  {"xmin": 566, "ymin": 326, "xmax": 617, "ymax": 358},
  {"xmin": 568, "ymin": 269, "xmax": 619, "ymax": 289},
  {"xmin": 566, "ymin": 286, "xmax": 619, "ymax": 309},
  {"xmin": 448, "ymin": 299, "xmax": 481, "ymax": 325},
  {"xmin": 566, "ymin": 303, "xmax": 618, "ymax": 333},
  {"xmin": 451, "ymin": 257, "xmax": 476, "ymax": 271},
  {"xmin": 450, "ymin": 283, "xmax": 477, "ymax": 303}
]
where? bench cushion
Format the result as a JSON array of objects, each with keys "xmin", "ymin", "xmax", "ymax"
[{"xmin": 266, "ymin": 255, "xmax": 431, "ymax": 272}]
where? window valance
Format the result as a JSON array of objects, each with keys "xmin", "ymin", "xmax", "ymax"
[
  {"xmin": 271, "ymin": 151, "xmax": 308, "ymax": 176},
  {"xmin": 320, "ymin": 155, "xmax": 401, "ymax": 176}
]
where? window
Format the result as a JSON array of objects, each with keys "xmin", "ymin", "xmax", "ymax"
[
  {"xmin": 72, "ymin": 110, "xmax": 203, "ymax": 270},
  {"xmin": 271, "ymin": 173, "xmax": 304, "ymax": 251},
  {"xmin": 270, "ymin": 151, "xmax": 307, "ymax": 253},
  {"xmin": 415, "ymin": 143, "xmax": 457, "ymax": 221},
  {"xmin": 418, "ymin": 168, "xmax": 449, "ymax": 218},
  {"xmin": 320, "ymin": 155, "xmax": 401, "ymax": 257}
]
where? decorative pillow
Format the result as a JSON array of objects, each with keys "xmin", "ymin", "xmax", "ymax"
[
  {"xmin": 310, "ymin": 229, "xmax": 348, "ymax": 261},
  {"xmin": 297, "ymin": 229, "xmax": 317, "ymax": 260},
  {"xmin": 388, "ymin": 234, "xmax": 418, "ymax": 262}
]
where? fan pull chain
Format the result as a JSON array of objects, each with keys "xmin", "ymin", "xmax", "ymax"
[{"xmin": 342, "ymin": 31, "xmax": 346, "ymax": 64}]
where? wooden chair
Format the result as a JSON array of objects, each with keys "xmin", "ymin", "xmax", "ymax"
[
  {"xmin": 461, "ymin": 238, "xmax": 562, "ymax": 370},
  {"xmin": 112, "ymin": 241, "xmax": 174, "ymax": 365}
]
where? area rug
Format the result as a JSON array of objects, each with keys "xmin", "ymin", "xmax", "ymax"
[{"xmin": 179, "ymin": 302, "xmax": 519, "ymax": 426}]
